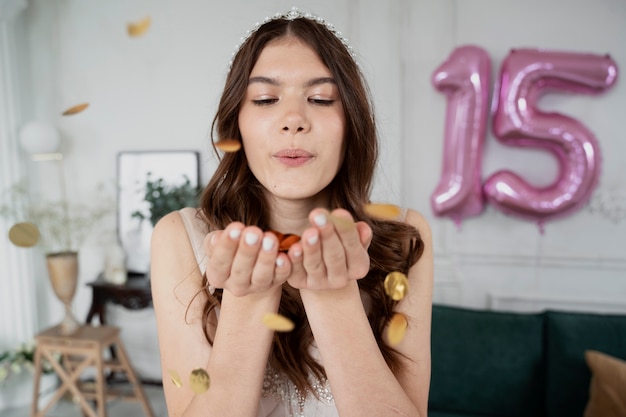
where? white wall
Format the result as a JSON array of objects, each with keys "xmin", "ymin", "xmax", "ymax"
[
  {"xmin": 402, "ymin": 0, "xmax": 626, "ymax": 311},
  {"xmin": 2, "ymin": 0, "xmax": 625, "ymax": 393}
]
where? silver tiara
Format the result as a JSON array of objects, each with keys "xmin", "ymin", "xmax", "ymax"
[{"xmin": 228, "ymin": 6, "xmax": 357, "ymax": 70}]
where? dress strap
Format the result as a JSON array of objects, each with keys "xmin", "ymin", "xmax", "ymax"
[
  {"xmin": 178, "ymin": 207, "xmax": 209, "ymax": 275},
  {"xmin": 400, "ymin": 207, "xmax": 409, "ymax": 222}
]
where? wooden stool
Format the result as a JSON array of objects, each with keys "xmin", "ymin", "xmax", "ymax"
[{"xmin": 30, "ymin": 324, "xmax": 155, "ymax": 417}]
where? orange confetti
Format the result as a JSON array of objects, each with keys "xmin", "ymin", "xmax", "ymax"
[
  {"xmin": 364, "ymin": 203, "xmax": 401, "ymax": 220},
  {"xmin": 127, "ymin": 16, "xmax": 151, "ymax": 37},
  {"xmin": 62, "ymin": 103, "xmax": 89, "ymax": 116},
  {"xmin": 215, "ymin": 139, "xmax": 242, "ymax": 153},
  {"xmin": 387, "ymin": 313, "xmax": 408, "ymax": 346},
  {"xmin": 262, "ymin": 312, "xmax": 295, "ymax": 332},
  {"xmin": 268, "ymin": 230, "xmax": 300, "ymax": 253}
]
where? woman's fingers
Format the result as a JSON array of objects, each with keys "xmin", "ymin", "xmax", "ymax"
[
  {"xmin": 203, "ymin": 224, "xmax": 290, "ymax": 296},
  {"xmin": 287, "ymin": 208, "xmax": 371, "ymax": 290},
  {"xmin": 203, "ymin": 223, "xmax": 244, "ymax": 288},
  {"xmin": 319, "ymin": 209, "xmax": 370, "ymax": 281}
]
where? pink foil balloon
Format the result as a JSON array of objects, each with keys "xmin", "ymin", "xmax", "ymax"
[
  {"xmin": 431, "ymin": 45, "xmax": 491, "ymax": 227},
  {"xmin": 485, "ymin": 49, "xmax": 618, "ymax": 231}
]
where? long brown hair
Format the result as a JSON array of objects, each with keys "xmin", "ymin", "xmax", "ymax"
[{"xmin": 199, "ymin": 16, "xmax": 424, "ymax": 396}]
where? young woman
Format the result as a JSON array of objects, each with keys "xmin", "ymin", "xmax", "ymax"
[{"xmin": 151, "ymin": 8, "xmax": 433, "ymax": 417}]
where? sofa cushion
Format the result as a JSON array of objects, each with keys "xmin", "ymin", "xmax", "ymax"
[
  {"xmin": 545, "ymin": 311, "xmax": 626, "ymax": 417},
  {"xmin": 429, "ymin": 305, "xmax": 545, "ymax": 417},
  {"xmin": 584, "ymin": 350, "xmax": 626, "ymax": 417}
]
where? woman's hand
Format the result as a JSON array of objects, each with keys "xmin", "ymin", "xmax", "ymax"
[
  {"xmin": 286, "ymin": 208, "xmax": 372, "ymax": 290},
  {"xmin": 203, "ymin": 223, "xmax": 291, "ymax": 297}
]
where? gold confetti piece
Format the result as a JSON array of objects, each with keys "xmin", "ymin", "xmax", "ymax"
[
  {"xmin": 364, "ymin": 203, "xmax": 401, "ymax": 220},
  {"xmin": 215, "ymin": 139, "xmax": 242, "ymax": 153},
  {"xmin": 127, "ymin": 16, "xmax": 151, "ymax": 37},
  {"xmin": 189, "ymin": 368, "xmax": 210, "ymax": 394},
  {"xmin": 62, "ymin": 103, "xmax": 89, "ymax": 116},
  {"xmin": 8, "ymin": 222, "xmax": 40, "ymax": 248},
  {"xmin": 262, "ymin": 312, "xmax": 295, "ymax": 332},
  {"xmin": 168, "ymin": 370, "xmax": 183, "ymax": 388},
  {"xmin": 387, "ymin": 313, "xmax": 408, "ymax": 346},
  {"xmin": 329, "ymin": 214, "xmax": 355, "ymax": 231},
  {"xmin": 384, "ymin": 271, "xmax": 409, "ymax": 301}
]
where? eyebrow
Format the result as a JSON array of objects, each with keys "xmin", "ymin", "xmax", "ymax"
[{"xmin": 248, "ymin": 76, "xmax": 336, "ymax": 87}]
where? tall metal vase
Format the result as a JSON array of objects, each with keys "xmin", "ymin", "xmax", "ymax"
[{"xmin": 45, "ymin": 251, "xmax": 80, "ymax": 335}]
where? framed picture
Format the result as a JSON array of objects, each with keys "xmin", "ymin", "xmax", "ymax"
[{"xmin": 117, "ymin": 150, "xmax": 200, "ymax": 274}]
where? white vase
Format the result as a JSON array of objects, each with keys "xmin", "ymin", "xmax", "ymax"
[{"xmin": 104, "ymin": 241, "xmax": 127, "ymax": 285}]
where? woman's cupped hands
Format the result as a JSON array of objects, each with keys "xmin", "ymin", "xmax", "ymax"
[{"xmin": 203, "ymin": 208, "xmax": 373, "ymax": 297}]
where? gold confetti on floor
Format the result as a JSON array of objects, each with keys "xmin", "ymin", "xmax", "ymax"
[
  {"xmin": 62, "ymin": 103, "xmax": 89, "ymax": 116},
  {"xmin": 262, "ymin": 312, "xmax": 295, "ymax": 332},
  {"xmin": 384, "ymin": 271, "xmax": 409, "ymax": 301},
  {"xmin": 8, "ymin": 222, "xmax": 40, "ymax": 248},
  {"xmin": 215, "ymin": 139, "xmax": 242, "ymax": 153},
  {"xmin": 168, "ymin": 369, "xmax": 183, "ymax": 388},
  {"xmin": 364, "ymin": 203, "xmax": 401, "ymax": 220},
  {"xmin": 387, "ymin": 313, "xmax": 408, "ymax": 346},
  {"xmin": 189, "ymin": 368, "xmax": 210, "ymax": 394},
  {"xmin": 127, "ymin": 16, "xmax": 151, "ymax": 37}
]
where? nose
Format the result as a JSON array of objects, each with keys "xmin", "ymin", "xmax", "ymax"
[{"xmin": 281, "ymin": 104, "xmax": 310, "ymax": 134}]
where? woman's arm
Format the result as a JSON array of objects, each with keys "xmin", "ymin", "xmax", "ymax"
[
  {"xmin": 296, "ymin": 208, "xmax": 433, "ymax": 417},
  {"xmin": 151, "ymin": 211, "xmax": 285, "ymax": 417}
]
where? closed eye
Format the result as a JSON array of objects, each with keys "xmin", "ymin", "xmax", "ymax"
[
  {"xmin": 252, "ymin": 98, "xmax": 278, "ymax": 106},
  {"xmin": 308, "ymin": 98, "xmax": 335, "ymax": 106}
]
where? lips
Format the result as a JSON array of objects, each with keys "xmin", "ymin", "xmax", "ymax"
[{"xmin": 273, "ymin": 148, "xmax": 314, "ymax": 167}]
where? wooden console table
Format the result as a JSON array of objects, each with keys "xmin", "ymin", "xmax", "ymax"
[
  {"xmin": 85, "ymin": 272, "xmax": 152, "ymax": 325},
  {"xmin": 84, "ymin": 272, "xmax": 160, "ymax": 385}
]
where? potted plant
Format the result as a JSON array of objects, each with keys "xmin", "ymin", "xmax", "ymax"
[
  {"xmin": 1, "ymin": 180, "xmax": 114, "ymax": 334},
  {"xmin": 0, "ymin": 342, "xmax": 57, "ymax": 386},
  {"xmin": 131, "ymin": 173, "xmax": 201, "ymax": 227}
]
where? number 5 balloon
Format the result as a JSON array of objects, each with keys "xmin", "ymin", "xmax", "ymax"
[
  {"xmin": 484, "ymin": 49, "xmax": 618, "ymax": 231},
  {"xmin": 430, "ymin": 45, "xmax": 491, "ymax": 227}
]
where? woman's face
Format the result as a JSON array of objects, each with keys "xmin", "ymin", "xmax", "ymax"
[{"xmin": 238, "ymin": 37, "xmax": 345, "ymax": 204}]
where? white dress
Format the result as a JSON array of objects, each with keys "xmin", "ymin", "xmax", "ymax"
[{"xmin": 179, "ymin": 207, "xmax": 339, "ymax": 417}]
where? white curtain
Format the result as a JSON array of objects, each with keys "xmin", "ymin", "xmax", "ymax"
[{"xmin": 0, "ymin": 0, "xmax": 37, "ymax": 357}]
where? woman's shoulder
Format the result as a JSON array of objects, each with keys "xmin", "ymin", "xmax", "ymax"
[
  {"xmin": 402, "ymin": 208, "xmax": 432, "ymax": 240},
  {"xmin": 151, "ymin": 209, "xmax": 207, "ymax": 304},
  {"xmin": 152, "ymin": 209, "xmax": 187, "ymax": 244},
  {"xmin": 152, "ymin": 207, "xmax": 209, "ymax": 271},
  {"xmin": 153, "ymin": 208, "xmax": 208, "ymax": 243}
]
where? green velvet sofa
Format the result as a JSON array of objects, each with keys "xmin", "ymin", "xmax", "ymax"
[{"xmin": 428, "ymin": 304, "xmax": 626, "ymax": 417}]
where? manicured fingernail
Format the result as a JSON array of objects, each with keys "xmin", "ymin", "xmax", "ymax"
[
  {"xmin": 276, "ymin": 257, "xmax": 284, "ymax": 267},
  {"xmin": 245, "ymin": 232, "xmax": 259, "ymax": 246},
  {"xmin": 313, "ymin": 214, "xmax": 327, "ymax": 227},
  {"xmin": 262, "ymin": 236, "xmax": 274, "ymax": 251},
  {"xmin": 229, "ymin": 229, "xmax": 241, "ymax": 240},
  {"xmin": 293, "ymin": 248, "xmax": 302, "ymax": 257},
  {"xmin": 307, "ymin": 233, "xmax": 319, "ymax": 245}
]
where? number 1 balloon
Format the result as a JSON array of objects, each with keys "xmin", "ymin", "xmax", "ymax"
[{"xmin": 430, "ymin": 45, "xmax": 491, "ymax": 228}]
